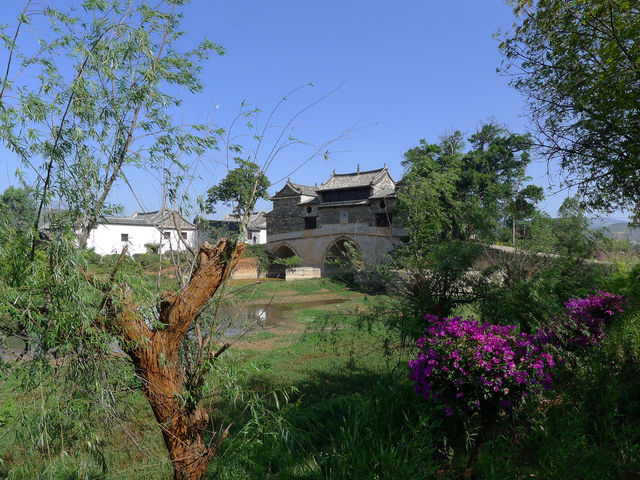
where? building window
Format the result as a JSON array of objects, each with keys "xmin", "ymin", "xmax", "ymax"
[
  {"xmin": 375, "ymin": 213, "xmax": 392, "ymax": 227},
  {"xmin": 304, "ymin": 217, "xmax": 317, "ymax": 229},
  {"xmin": 181, "ymin": 232, "xmax": 187, "ymax": 240},
  {"xmin": 247, "ymin": 231, "xmax": 253, "ymax": 240},
  {"xmin": 163, "ymin": 232, "xmax": 171, "ymax": 239},
  {"xmin": 379, "ymin": 200, "xmax": 386, "ymax": 209},
  {"xmin": 121, "ymin": 233, "xmax": 129, "ymax": 242},
  {"xmin": 322, "ymin": 187, "xmax": 370, "ymax": 203},
  {"xmin": 306, "ymin": 206, "xmax": 312, "ymax": 213}
]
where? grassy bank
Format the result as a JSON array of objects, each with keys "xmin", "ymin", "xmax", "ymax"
[{"xmin": 1, "ymin": 278, "xmax": 639, "ymax": 478}]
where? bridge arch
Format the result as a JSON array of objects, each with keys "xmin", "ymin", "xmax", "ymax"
[
  {"xmin": 267, "ymin": 243, "xmax": 299, "ymax": 278},
  {"xmin": 322, "ymin": 236, "xmax": 364, "ymax": 277}
]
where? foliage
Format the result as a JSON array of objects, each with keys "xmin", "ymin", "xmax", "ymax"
[
  {"xmin": 399, "ymin": 125, "xmax": 534, "ymax": 246},
  {"xmin": 0, "ymin": 186, "xmax": 37, "ymax": 232},
  {"xmin": 1, "ymin": 275, "xmax": 638, "ymax": 479},
  {"xmin": 0, "ymin": 1, "xmax": 221, "ymax": 246},
  {"xmin": 196, "ymin": 217, "xmax": 241, "ymax": 244},
  {"xmin": 272, "ymin": 254, "xmax": 302, "ymax": 269},
  {"xmin": 505, "ymin": 182, "xmax": 545, "ymax": 245},
  {"xmin": 479, "ymin": 252, "xmax": 608, "ymax": 332},
  {"xmin": 410, "ymin": 291, "xmax": 627, "ymax": 422},
  {"xmin": 144, "ymin": 242, "xmax": 161, "ymax": 254},
  {"xmin": 480, "ymin": 197, "xmax": 607, "ymax": 331},
  {"xmin": 603, "ymin": 261, "xmax": 640, "ymax": 310},
  {"xmin": 205, "ymin": 158, "xmax": 270, "ymax": 218},
  {"xmin": 380, "ymin": 124, "xmax": 536, "ymax": 347},
  {"xmin": 554, "ymin": 196, "xmax": 599, "ymax": 257},
  {"xmin": 477, "ymin": 309, "xmax": 640, "ymax": 480},
  {"xmin": 500, "ymin": 0, "xmax": 640, "ymax": 217},
  {"xmin": 409, "ymin": 314, "xmax": 555, "ymax": 416},
  {"xmin": 0, "ymin": 3, "xmax": 231, "ymax": 475}
]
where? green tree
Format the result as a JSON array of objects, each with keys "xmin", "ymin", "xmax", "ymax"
[
  {"xmin": 500, "ymin": 0, "xmax": 640, "ymax": 217},
  {"xmin": 0, "ymin": 186, "xmax": 37, "ymax": 231},
  {"xmin": 0, "ymin": 0, "xmax": 220, "ymax": 249},
  {"xmin": 554, "ymin": 196, "xmax": 597, "ymax": 258},
  {"xmin": 399, "ymin": 124, "xmax": 534, "ymax": 248},
  {"xmin": 386, "ymin": 124, "xmax": 534, "ymax": 339},
  {"xmin": 206, "ymin": 157, "xmax": 270, "ymax": 219},
  {"xmin": 0, "ymin": 3, "xmax": 232, "ymax": 478},
  {"xmin": 506, "ymin": 183, "xmax": 545, "ymax": 245}
]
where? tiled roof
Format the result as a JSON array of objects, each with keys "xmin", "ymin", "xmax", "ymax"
[
  {"xmin": 271, "ymin": 180, "xmax": 317, "ymax": 199},
  {"xmin": 218, "ymin": 211, "xmax": 267, "ymax": 231},
  {"xmin": 102, "ymin": 207, "xmax": 196, "ymax": 230},
  {"xmin": 289, "ymin": 181, "xmax": 317, "ymax": 196},
  {"xmin": 317, "ymin": 167, "xmax": 389, "ymax": 191},
  {"xmin": 248, "ymin": 211, "xmax": 267, "ymax": 230}
]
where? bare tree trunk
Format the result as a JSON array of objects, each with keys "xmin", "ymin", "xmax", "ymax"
[
  {"xmin": 512, "ymin": 215, "xmax": 516, "ymax": 246},
  {"xmin": 106, "ymin": 239, "xmax": 245, "ymax": 479}
]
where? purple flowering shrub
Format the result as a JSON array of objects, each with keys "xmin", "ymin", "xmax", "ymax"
[
  {"xmin": 409, "ymin": 292, "xmax": 626, "ymax": 416},
  {"xmin": 552, "ymin": 291, "xmax": 626, "ymax": 349},
  {"xmin": 409, "ymin": 315, "xmax": 554, "ymax": 416}
]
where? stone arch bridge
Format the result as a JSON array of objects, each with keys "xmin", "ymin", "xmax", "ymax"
[{"xmin": 265, "ymin": 225, "xmax": 403, "ymax": 277}]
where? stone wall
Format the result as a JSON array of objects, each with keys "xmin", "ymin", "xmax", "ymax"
[
  {"xmin": 347, "ymin": 205, "xmax": 371, "ymax": 224},
  {"xmin": 267, "ymin": 197, "xmax": 305, "ymax": 234},
  {"xmin": 319, "ymin": 208, "xmax": 339, "ymax": 225},
  {"xmin": 285, "ymin": 267, "xmax": 321, "ymax": 281},
  {"xmin": 230, "ymin": 257, "xmax": 261, "ymax": 279}
]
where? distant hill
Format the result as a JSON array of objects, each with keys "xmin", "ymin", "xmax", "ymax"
[{"xmin": 589, "ymin": 218, "xmax": 640, "ymax": 244}]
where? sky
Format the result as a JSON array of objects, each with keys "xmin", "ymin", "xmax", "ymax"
[{"xmin": 0, "ymin": 1, "xmax": 613, "ymax": 220}]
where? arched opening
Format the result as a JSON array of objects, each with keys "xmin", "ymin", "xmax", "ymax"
[
  {"xmin": 323, "ymin": 237, "xmax": 363, "ymax": 277},
  {"xmin": 268, "ymin": 244, "xmax": 297, "ymax": 278}
]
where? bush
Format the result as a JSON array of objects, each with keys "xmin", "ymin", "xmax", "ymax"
[
  {"xmin": 548, "ymin": 291, "xmax": 626, "ymax": 350},
  {"xmin": 410, "ymin": 292, "xmax": 627, "ymax": 418},
  {"xmin": 409, "ymin": 315, "xmax": 554, "ymax": 416},
  {"xmin": 273, "ymin": 254, "xmax": 302, "ymax": 269},
  {"xmin": 144, "ymin": 242, "xmax": 161, "ymax": 254},
  {"xmin": 81, "ymin": 248, "xmax": 101, "ymax": 265},
  {"xmin": 479, "ymin": 257, "xmax": 608, "ymax": 332},
  {"xmin": 132, "ymin": 251, "xmax": 163, "ymax": 268}
]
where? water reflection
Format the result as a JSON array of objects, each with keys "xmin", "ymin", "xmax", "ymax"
[
  {"xmin": 0, "ymin": 336, "xmax": 27, "ymax": 359},
  {"xmin": 219, "ymin": 297, "xmax": 345, "ymax": 337}
]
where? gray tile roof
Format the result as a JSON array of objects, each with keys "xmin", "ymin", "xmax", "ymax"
[
  {"xmin": 271, "ymin": 180, "xmax": 317, "ymax": 199},
  {"xmin": 317, "ymin": 166, "xmax": 390, "ymax": 191},
  {"xmin": 288, "ymin": 181, "xmax": 317, "ymax": 196},
  {"xmin": 218, "ymin": 211, "xmax": 267, "ymax": 231},
  {"xmin": 101, "ymin": 207, "xmax": 196, "ymax": 230},
  {"xmin": 248, "ymin": 211, "xmax": 267, "ymax": 230}
]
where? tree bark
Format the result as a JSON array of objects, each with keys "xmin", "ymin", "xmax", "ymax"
[{"xmin": 106, "ymin": 239, "xmax": 245, "ymax": 479}]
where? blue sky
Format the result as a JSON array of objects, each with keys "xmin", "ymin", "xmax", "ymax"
[{"xmin": 0, "ymin": 1, "xmax": 600, "ymax": 219}]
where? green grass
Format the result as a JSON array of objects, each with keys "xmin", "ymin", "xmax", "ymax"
[
  {"xmin": 227, "ymin": 278, "xmax": 360, "ymax": 302},
  {"xmin": 1, "ymin": 278, "xmax": 639, "ymax": 479},
  {"xmin": 243, "ymin": 331, "xmax": 278, "ymax": 342}
]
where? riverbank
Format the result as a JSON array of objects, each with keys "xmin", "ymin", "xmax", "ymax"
[{"xmin": 2, "ymin": 278, "xmax": 638, "ymax": 479}]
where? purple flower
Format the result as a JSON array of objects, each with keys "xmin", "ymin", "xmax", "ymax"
[{"xmin": 409, "ymin": 312, "xmax": 562, "ymax": 415}]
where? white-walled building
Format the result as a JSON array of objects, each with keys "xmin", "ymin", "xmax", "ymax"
[
  {"xmin": 217, "ymin": 211, "xmax": 268, "ymax": 245},
  {"xmin": 246, "ymin": 211, "xmax": 267, "ymax": 245},
  {"xmin": 86, "ymin": 208, "xmax": 196, "ymax": 255}
]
